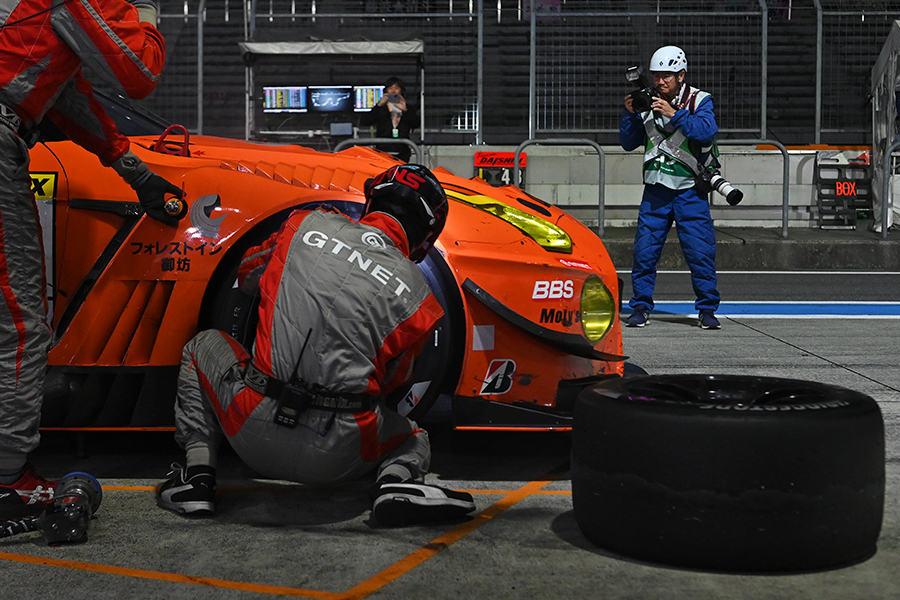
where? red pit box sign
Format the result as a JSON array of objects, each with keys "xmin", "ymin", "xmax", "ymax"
[
  {"xmin": 835, "ymin": 181, "xmax": 859, "ymax": 196},
  {"xmin": 474, "ymin": 151, "xmax": 527, "ymax": 187}
]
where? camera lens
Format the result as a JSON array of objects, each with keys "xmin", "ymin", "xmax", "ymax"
[
  {"xmin": 631, "ymin": 90, "xmax": 653, "ymax": 113},
  {"xmin": 709, "ymin": 174, "xmax": 743, "ymax": 206}
]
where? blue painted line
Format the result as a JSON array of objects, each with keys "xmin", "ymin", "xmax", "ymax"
[{"xmin": 623, "ymin": 302, "xmax": 900, "ymax": 317}]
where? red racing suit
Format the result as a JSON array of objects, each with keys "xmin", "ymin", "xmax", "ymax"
[
  {"xmin": 173, "ymin": 207, "xmax": 443, "ymax": 484},
  {"xmin": 0, "ymin": 0, "xmax": 166, "ymax": 472},
  {"xmin": 0, "ymin": 0, "xmax": 165, "ymax": 163}
]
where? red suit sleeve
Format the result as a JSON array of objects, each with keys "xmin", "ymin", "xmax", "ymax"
[
  {"xmin": 46, "ymin": 74, "xmax": 130, "ymax": 166},
  {"xmin": 372, "ymin": 293, "xmax": 444, "ymax": 396},
  {"xmin": 54, "ymin": 0, "xmax": 166, "ymax": 99},
  {"xmin": 47, "ymin": 0, "xmax": 166, "ymax": 163}
]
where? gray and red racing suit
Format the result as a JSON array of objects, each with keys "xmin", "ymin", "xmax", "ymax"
[
  {"xmin": 0, "ymin": 0, "xmax": 166, "ymax": 472},
  {"xmin": 173, "ymin": 207, "xmax": 443, "ymax": 484}
]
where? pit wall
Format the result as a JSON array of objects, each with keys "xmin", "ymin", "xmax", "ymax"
[{"xmin": 425, "ymin": 145, "xmax": 839, "ymax": 229}]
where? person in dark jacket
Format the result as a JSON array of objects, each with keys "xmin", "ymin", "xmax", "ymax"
[{"xmin": 359, "ymin": 76, "xmax": 419, "ymax": 162}]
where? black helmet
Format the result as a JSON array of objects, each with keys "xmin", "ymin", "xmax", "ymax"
[{"xmin": 363, "ymin": 164, "xmax": 449, "ymax": 262}]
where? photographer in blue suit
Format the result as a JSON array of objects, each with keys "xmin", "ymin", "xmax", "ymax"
[{"xmin": 620, "ymin": 46, "xmax": 722, "ymax": 330}]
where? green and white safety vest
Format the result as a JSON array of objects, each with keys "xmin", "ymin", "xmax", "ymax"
[{"xmin": 641, "ymin": 85, "xmax": 713, "ymax": 190}]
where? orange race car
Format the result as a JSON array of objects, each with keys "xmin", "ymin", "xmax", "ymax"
[{"xmin": 32, "ymin": 95, "xmax": 625, "ymax": 432}]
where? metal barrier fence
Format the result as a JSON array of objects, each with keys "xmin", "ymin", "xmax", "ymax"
[
  {"xmin": 513, "ymin": 139, "xmax": 606, "ymax": 235},
  {"xmin": 816, "ymin": 0, "xmax": 900, "ymax": 141},
  {"xmin": 244, "ymin": 0, "xmax": 480, "ymax": 143},
  {"xmin": 334, "ymin": 138, "xmax": 424, "ymax": 165},
  {"xmin": 112, "ymin": 1, "xmax": 900, "ymax": 144},
  {"xmin": 531, "ymin": 2, "xmax": 767, "ymax": 137},
  {"xmin": 510, "ymin": 138, "xmax": 791, "ymax": 239}
]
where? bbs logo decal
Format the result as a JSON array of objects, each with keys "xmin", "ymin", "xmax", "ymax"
[
  {"xmin": 533, "ymin": 280, "xmax": 574, "ymax": 300},
  {"xmin": 480, "ymin": 359, "xmax": 516, "ymax": 395},
  {"xmin": 361, "ymin": 231, "xmax": 386, "ymax": 248}
]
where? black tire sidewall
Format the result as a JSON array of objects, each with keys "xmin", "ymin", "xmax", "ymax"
[{"xmin": 572, "ymin": 374, "xmax": 885, "ymax": 572}]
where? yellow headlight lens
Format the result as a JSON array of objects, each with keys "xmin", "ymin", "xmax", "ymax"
[
  {"xmin": 581, "ymin": 275, "xmax": 616, "ymax": 342},
  {"xmin": 446, "ymin": 190, "xmax": 572, "ymax": 253}
]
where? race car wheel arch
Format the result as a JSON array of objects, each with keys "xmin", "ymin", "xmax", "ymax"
[
  {"xmin": 382, "ymin": 248, "xmax": 466, "ymax": 421},
  {"xmin": 571, "ymin": 374, "xmax": 885, "ymax": 572},
  {"xmin": 199, "ymin": 208, "xmax": 293, "ymax": 347}
]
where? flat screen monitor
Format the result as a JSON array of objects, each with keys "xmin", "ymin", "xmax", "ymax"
[
  {"xmin": 263, "ymin": 86, "xmax": 307, "ymax": 113},
  {"xmin": 354, "ymin": 86, "xmax": 384, "ymax": 112},
  {"xmin": 308, "ymin": 86, "xmax": 354, "ymax": 112}
]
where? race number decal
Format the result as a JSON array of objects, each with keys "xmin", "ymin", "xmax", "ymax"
[
  {"xmin": 473, "ymin": 152, "xmax": 526, "ymax": 187},
  {"xmin": 480, "ymin": 359, "xmax": 516, "ymax": 395}
]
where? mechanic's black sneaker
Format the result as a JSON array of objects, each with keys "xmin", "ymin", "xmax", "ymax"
[
  {"xmin": 698, "ymin": 310, "xmax": 721, "ymax": 330},
  {"xmin": 625, "ymin": 309, "xmax": 650, "ymax": 327},
  {"xmin": 370, "ymin": 479, "xmax": 476, "ymax": 527},
  {"xmin": 156, "ymin": 463, "xmax": 216, "ymax": 516},
  {"xmin": 0, "ymin": 463, "xmax": 57, "ymax": 519}
]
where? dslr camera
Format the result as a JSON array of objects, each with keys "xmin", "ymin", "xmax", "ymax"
[
  {"xmin": 625, "ymin": 65, "xmax": 661, "ymax": 113},
  {"xmin": 696, "ymin": 159, "xmax": 744, "ymax": 206}
]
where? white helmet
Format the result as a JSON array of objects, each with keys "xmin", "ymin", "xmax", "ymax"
[{"xmin": 650, "ymin": 46, "xmax": 687, "ymax": 73}]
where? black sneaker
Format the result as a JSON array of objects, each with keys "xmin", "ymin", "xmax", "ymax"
[
  {"xmin": 156, "ymin": 463, "xmax": 216, "ymax": 516},
  {"xmin": 370, "ymin": 480, "xmax": 476, "ymax": 527},
  {"xmin": 698, "ymin": 310, "xmax": 721, "ymax": 330},
  {"xmin": 625, "ymin": 309, "xmax": 650, "ymax": 327}
]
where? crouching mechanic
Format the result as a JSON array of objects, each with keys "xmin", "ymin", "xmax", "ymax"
[{"xmin": 157, "ymin": 164, "xmax": 476, "ymax": 527}]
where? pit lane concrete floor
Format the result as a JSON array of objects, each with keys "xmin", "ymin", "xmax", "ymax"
[{"xmin": 4, "ymin": 231, "xmax": 900, "ymax": 600}]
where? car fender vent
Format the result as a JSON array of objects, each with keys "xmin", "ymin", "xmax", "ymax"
[
  {"xmin": 53, "ymin": 279, "xmax": 176, "ymax": 367},
  {"xmin": 219, "ymin": 161, "xmax": 361, "ymax": 193},
  {"xmin": 92, "ymin": 279, "xmax": 175, "ymax": 366}
]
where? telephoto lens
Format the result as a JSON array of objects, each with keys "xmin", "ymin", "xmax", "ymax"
[{"xmin": 709, "ymin": 174, "xmax": 744, "ymax": 206}]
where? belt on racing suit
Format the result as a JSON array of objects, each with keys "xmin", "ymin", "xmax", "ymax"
[{"xmin": 243, "ymin": 361, "xmax": 375, "ymax": 413}]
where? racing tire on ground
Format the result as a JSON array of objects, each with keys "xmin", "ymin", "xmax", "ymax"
[{"xmin": 571, "ymin": 374, "xmax": 885, "ymax": 572}]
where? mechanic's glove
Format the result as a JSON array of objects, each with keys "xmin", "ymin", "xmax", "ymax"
[
  {"xmin": 126, "ymin": 0, "xmax": 159, "ymax": 26},
  {"xmin": 112, "ymin": 150, "xmax": 185, "ymax": 227}
]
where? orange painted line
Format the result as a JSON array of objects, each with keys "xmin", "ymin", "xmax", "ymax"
[
  {"xmin": 2, "ymin": 469, "xmax": 567, "ymax": 599},
  {"xmin": 773, "ymin": 144, "xmax": 870, "ymax": 151},
  {"xmin": 39, "ymin": 427, "xmax": 176, "ymax": 432},
  {"xmin": 340, "ymin": 475, "xmax": 559, "ymax": 600},
  {"xmin": 0, "ymin": 552, "xmax": 341, "ymax": 599},
  {"xmin": 101, "ymin": 486, "xmax": 571, "ymax": 495},
  {"xmin": 452, "ymin": 426, "xmax": 572, "ymax": 432},
  {"xmin": 101, "ymin": 485, "xmax": 572, "ymax": 496}
]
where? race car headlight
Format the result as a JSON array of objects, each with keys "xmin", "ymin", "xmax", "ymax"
[
  {"xmin": 581, "ymin": 276, "xmax": 616, "ymax": 342},
  {"xmin": 446, "ymin": 191, "xmax": 572, "ymax": 253}
]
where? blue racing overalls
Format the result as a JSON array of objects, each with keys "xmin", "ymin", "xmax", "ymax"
[{"xmin": 619, "ymin": 84, "xmax": 721, "ymax": 312}]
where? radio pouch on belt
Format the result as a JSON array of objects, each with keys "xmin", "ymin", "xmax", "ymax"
[{"xmin": 274, "ymin": 384, "xmax": 311, "ymax": 428}]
